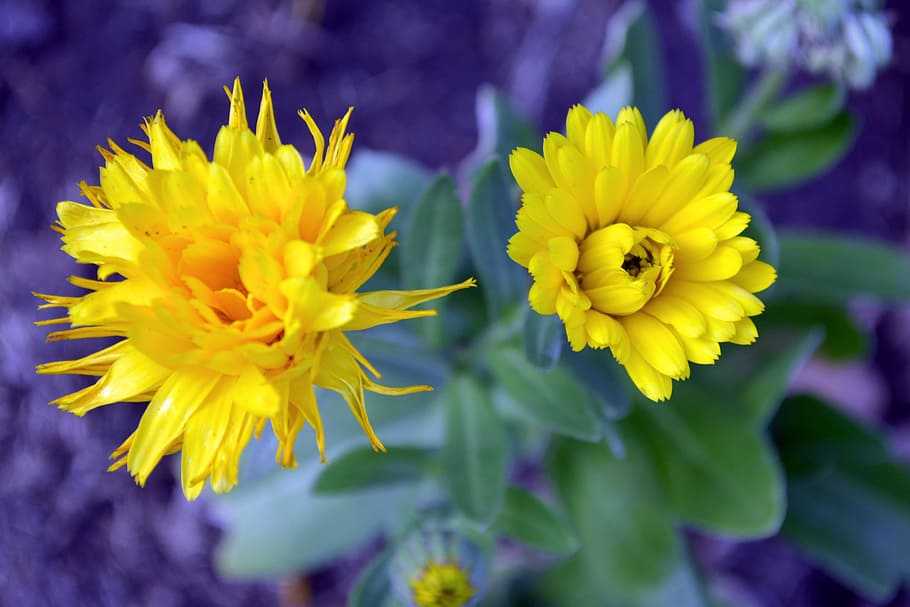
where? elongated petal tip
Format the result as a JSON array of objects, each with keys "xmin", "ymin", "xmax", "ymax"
[
  {"xmin": 256, "ymin": 79, "xmax": 282, "ymax": 151},
  {"xmin": 227, "ymin": 76, "xmax": 247, "ymax": 130}
]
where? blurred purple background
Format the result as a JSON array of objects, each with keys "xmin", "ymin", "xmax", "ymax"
[{"xmin": 1, "ymin": 1, "xmax": 908, "ymax": 605}]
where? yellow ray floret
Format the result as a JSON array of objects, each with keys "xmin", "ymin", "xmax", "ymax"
[
  {"xmin": 36, "ymin": 78, "xmax": 474, "ymax": 500},
  {"xmin": 508, "ymin": 105, "xmax": 776, "ymax": 402}
]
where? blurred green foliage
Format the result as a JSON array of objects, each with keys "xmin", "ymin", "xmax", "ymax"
[{"xmin": 211, "ymin": 3, "xmax": 910, "ymax": 606}]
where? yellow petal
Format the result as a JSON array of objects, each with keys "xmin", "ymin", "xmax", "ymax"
[
  {"xmin": 673, "ymin": 227, "xmax": 718, "ymax": 263},
  {"xmin": 672, "ymin": 245, "xmax": 743, "ymax": 282},
  {"xmin": 618, "ymin": 165, "xmax": 670, "ymax": 225},
  {"xmin": 725, "ymin": 236, "xmax": 760, "ymax": 264},
  {"xmin": 281, "ymin": 277, "xmax": 358, "ymax": 337},
  {"xmin": 255, "ymin": 80, "xmax": 282, "ymax": 152},
  {"xmin": 180, "ymin": 378, "xmax": 236, "ymax": 495},
  {"xmin": 127, "ymin": 368, "xmax": 221, "ymax": 485},
  {"xmin": 290, "ymin": 378, "xmax": 326, "ymax": 462},
  {"xmin": 52, "ymin": 345, "xmax": 171, "ymax": 415},
  {"xmin": 641, "ymin": 154, "xmax": 710, "ymax": 227},
  {"xmin": 623, "ymin": 347, "xmax": 672, "ymax": 402},
  {"xmin": 692, "ymin": 137, "xmax": 737, "ymax": 164},
  {"xmin": 673, "ymin": 329, "xmax": 721, "ymax": 364},
  {"xmin": 646, "ymin": 110, "xmax": 694, "ymax": 169},
  {"xmin": 206, "ymin": 163, "xmax": 250, "ymax": 223},
  {"xmin": 732, "ymin": 260, "xmax": 777, "ymax": 293},
  {"xmin": 584, "ymin": 309, "xmax": 625, "ymax": 349},
  {"xmin": 616, "ymin": 107, "xmax": 647, "ymax": 148},
  {"xmin": 233, "ymin": 365, "xmax": 283, "ymax": 417},
  {"xmin": 731, "ymin": 317, "xmax": 758, "ymax": 345},
  {"xmin": 507, "ymin": 232, "xmax": 542, "ymax": 268},
  {"xmin": 147, "ymin": 113, "xmax": 182, "ymax": 170},
  {"xmin": 321, "ymin": 211, "xmax": 380, "ymax": 256},
  {"xmin": 621, "ymin": 313, "xmax": 689, "ymax": 379},
  {"xmin": 643, "ymin": 294, "xmax": 706, "ymax": 338},
  {"xmin": 594, "ymin": 166, "xmax": 627, "ymax": 227},
  {"xmin": 715, "ymin": 211, "xmax": 751, "ymax": 240},
  {"xmin": 548, "ymin": 236, "xmax": 579, "ymax": 271},
  {"xmin": 584, "ymin": 113, "xmax": 615, "ymax": 168},
  {"xmin": 566, "ymin": 104, "xmax": 593, "ymax": 149},
  {"xmin": 660, "ymin": 192, "xmax": 738, "ymax": 236},
  {"xmin": 226, "ymin": 77, "xmax": 248, "ymax": 130},
  {"xmin": 544, "ymin": 189, "xmax": 587, "ymax": 240},
  {"xmin": 509, "ymin": 148, "xmax": 553, "ymax": 194},
  {"xmin": 612, "ymin": 121, "xmax": 645, "ymax": 188},
  {"xmin": 663, "ymin": 279, "xmax": 745, "ymax": 322}
]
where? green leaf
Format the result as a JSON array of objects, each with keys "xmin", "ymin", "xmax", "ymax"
[
  {"xmin": 523, "ymin": 311, "xmax": 563, "ymax": 370},
  {"xmin": 774, "ymin": 395, "xmax": 910, "ymax": 602},
  {"xmin": 564, "ymin": 348, "xmax": 632, "ymax": 421},
  {"xmin": 695, "ymin": 0, "xmax": 746, "ymax": 127},
  {"xmin": 762, "ymin": 301, "xmax": 869, "ymax": 360},
  {"xmin": 776, "ymin": 231, "xmax": 910, "ymax": 302},
  {"xmin": 636, "ymin": 387, "xmax": 785, "ymax": 538},
  {"xmin": 601, "ymin": 0, "xmax": 667, "ymax": 125},
  {"xmin": 215, "ymin": 468, "xmax": 424, "ymax": 577},
  {"xmin": 441, "ymin": 375, "xmax": 508, "ymax": 524},
  {"xmin": 348, "ymin": 550, "xmax": 394, "ymax": 607},
  {"xmin": 313, "ymin": 445, "xmax": 436, "ymax": 494},
  {"xmin": 345, "ymin": 149, "xmax": 431, "ymax": 214},
  {"xmin": 494, "ymin": 487, "xmax": 579, "ymax": 556},
  {"xmin": 545, "ymin": 432, "xmax": 707, "ymax": 606},
  {"xmin": 773, "ymin": 394, "xmax": 887, "ymax": 476},
  {"xmin": 488, "ymin": 346, "xmax": 604, "ymax": 442},
  {"xmin": 737, "ymin": 112, "xmax": 856, "ymax": 191},
  {"xmin": 399, "ymin": 175, "xmax": 466, "ymax": 345},
  {"xmin": 465, "ymin": 159, "xmax": 526, "ymax": 319},
  {"xmin": 401, "ymin": 175, "xmax": 465, "ymax": 291},
  {"xmin": 762, "ymin": 83, "xmax": 846, "ymax": 133},
  {"xmin": 693, "ymin": 328, "xmax": 822, "ymax": 425}
]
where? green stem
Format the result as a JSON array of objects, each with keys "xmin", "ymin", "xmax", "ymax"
[{"xmin": 718, "ymin": 68, "xmax": 788, "ymax": 142}]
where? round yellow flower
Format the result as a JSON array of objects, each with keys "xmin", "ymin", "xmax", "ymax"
[
  {"xmin": 35, "ymin": 79, "xmax": 473, "ymax": 499},
  {"xmin": 410, "ymin": 562, "xmax": 476, "ymax": 607},
  {"xmin": 508, "ymin": 105, "xmax": 776, "ymax": 402}
]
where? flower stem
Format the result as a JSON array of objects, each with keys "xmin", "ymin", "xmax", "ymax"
[{"xmin": 718, "ymin": 68, "xmax": 788, "ymax": 142}]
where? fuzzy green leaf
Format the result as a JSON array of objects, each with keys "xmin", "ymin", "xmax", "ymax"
[
  {"xmin": 777, "ymin": 231, "xmax": 910, "ymax": 302},
  {"xmin": 523, "ymin": 311, "xmax": 564, "ymax": 370},
  {"xmin": 774, "ymin": 395, "xmax": 910, "ymax": 602},
  {"xmin": 737, "ymin": 112, "xmax": 856, "ymax": 191},
  {"xmin": 442, "ymin": 376, "xmax": 508, "ymax": 524},
  {"xmin": 488, "ymin": 346, "xmax": 604, "ymax": 442},
  {"xmin": 465, "ymin": 160, "xmax": 526, "ymax": 319},
  {"xmin": 313, "ymin": 446, "xmax": 436, "ymax": 495},
  {"xmin": 762, "ymin": 83, "xmax": 846, "ymax": 133},
  {"xmin": 495, "ymin": 487, "xmax": 579, "ymax": 556}
]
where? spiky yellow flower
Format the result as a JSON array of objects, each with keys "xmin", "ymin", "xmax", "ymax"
[
  {"xmin": 410, "ymin": 562, "xmax": 476, "ymax": 607},
  {"xmin": 35, "ymin": 79, "xmax": 473, "ymax": 499},
  {"xmin": 508, "ymin": 105, "xmax": 776, "ymax": 401}
]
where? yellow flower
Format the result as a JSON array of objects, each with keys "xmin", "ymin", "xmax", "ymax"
[
  {"xmin": 35, "ymin": 79, "xmax": 474, "ymax": 499},
  {"xmin": 508, "ymin": 105, "xmax": 776, "ymax": 402},
  {"xmin": 410, "ymin": 562, "xmax": 476, "ymax": 607}
]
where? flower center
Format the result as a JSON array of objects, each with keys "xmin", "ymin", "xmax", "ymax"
[
  {"xmin": 575, "ymin": 224, "xmax": 675, "ymax": 316},
  {"xmin": 410, "ymin": 561, "xmax": 475, "ymax": 607}
]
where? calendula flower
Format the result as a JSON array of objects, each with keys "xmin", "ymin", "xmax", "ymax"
[
  {"xmin": 720, "ymin": 0, "xmax": 892, "ymax": 89},
  {"xmin": 35, "ymin": 79, "xmax": 473, "ymax": 499},
  {"xmin": 508, "ymin": 105, "xmax": 776, "ymax": 401},
  {"xmin": 390, "ymin": 525, "xmax": 487, "ymax": 607}
]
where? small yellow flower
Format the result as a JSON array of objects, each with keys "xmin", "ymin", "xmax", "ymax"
[
  {"xmin": 410, "ymin": 562, "xmax": 476, "ymax": 607},
  {"xmin": 35, "ymin": 79, "xmax": 473, "ymax": 499},
  {"xmin": 508, "ymin": 105, "xmax": 776, "ymax": 401}
]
